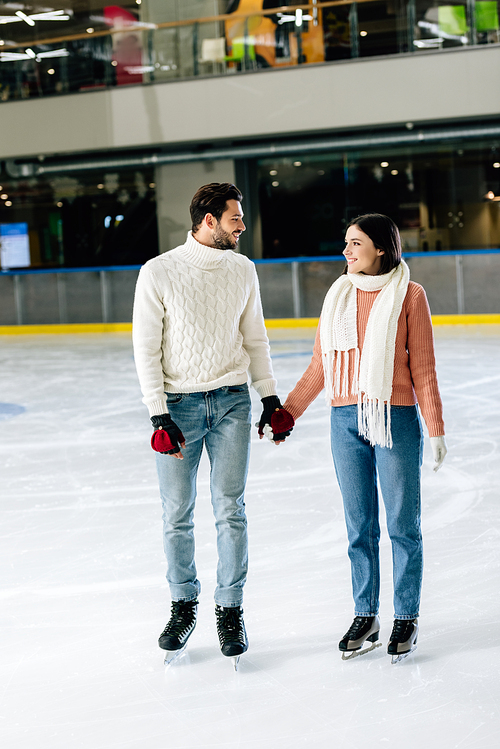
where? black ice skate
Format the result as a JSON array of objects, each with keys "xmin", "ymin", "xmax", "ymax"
[
  {"xmin": 387, "ymin": 618, "xmax": 418, "ymax": 664},
  {"xmin": 215, "ymin": 605, "xmax": 248, "ymax": 671},
  {"xmin": 339, "ymin": 615, "xmax": 382, "ymax": 660},
  {"xmin": 159, "ymin": 599, "xmax": 198, "ymax": 665}
]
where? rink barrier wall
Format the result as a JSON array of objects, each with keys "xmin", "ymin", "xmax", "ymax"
[
  {"xmin": 1, "ymin": 251, "xmax": 499, "ymax": 327},
  {"xmin": 1, "ymin": 314, "xmax": 500, "ymax": 336},
  {"xmin": 0, "ymin": 323, "xmax": 133, "ymax": 335}
]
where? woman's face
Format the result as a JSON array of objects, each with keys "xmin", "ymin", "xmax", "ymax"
[{"xmin": 343, "ymin": 224, "xmax": 384, "ymax": 275}]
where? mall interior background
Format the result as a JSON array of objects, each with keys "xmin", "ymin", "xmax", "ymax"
[{"xmin": 0, "ymin": 1, "xmax": 499, "ymax": 324}]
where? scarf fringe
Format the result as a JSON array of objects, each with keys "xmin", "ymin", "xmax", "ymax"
[
  {"xmin": 357, "ymin": 394, "xmax": 393, "ymax": 449},
  {"xmin": 351, "ymin": 347, "xmax": 360, "ymax": 396},
  {"xmin": 325, "ymin": 348, "xmax": 361, "ymax": 403}
]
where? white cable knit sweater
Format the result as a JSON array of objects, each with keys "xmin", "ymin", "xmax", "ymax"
[{"xmin": 132, "ymin": 232, "xmax": 277, "ymax": 416}]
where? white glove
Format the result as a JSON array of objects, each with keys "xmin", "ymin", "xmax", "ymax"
[
  {"xmin": 263, "ymin": 424, "xmax": 275, "ymax": 442},
  {"xmin": 430, "ymin": 436, "xmax": 447, "ymax": 472},
  {"xmin": 255, "ymin": 423, "xmax": 287, "ymax": 443}
]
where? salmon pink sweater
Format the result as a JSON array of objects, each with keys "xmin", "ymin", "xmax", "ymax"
[{"xmin": 284, "ymin": 281, "xmax": 445, "ymax": 438}]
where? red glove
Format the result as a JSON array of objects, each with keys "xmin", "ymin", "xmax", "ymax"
[
  {"xmin": 258, "ymin": 396, "xmax": 294, "ymax": 442},
  {"xmin": 150, "ymin": 414, "xmax": 185, "ymax": 455},
  {"xmin": 270, "ymin": 408, "xmax": 295, "ymax": 441}
]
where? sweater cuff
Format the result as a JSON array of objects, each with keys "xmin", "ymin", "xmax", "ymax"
[
  {"xmin": 146, "ymin": 398, "xmax": 169, "ymax": 418},
  {"xmin": 426, "ymin": 422, "xmax": 445, "ymax": 438},
  {"xmin": 252, "ymin": 378, "xmax": 277, "ymax": 399}
]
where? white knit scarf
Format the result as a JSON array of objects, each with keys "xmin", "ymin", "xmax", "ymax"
[{"xmin": 320, "ymin": 260, "xmax": 410, "ymax": 448}]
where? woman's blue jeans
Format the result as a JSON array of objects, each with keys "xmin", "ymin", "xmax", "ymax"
[
  {"xmin": 155, "ymin": 385, "xmax": 252, "ymax": 608},
  {"xmin": 330, "ymin": 405, "xmax": 424, "ymax": 620}
]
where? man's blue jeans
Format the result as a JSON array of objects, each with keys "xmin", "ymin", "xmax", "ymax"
[
  {"xmin": 330, "ymin": 405, "xmax": 424, "ymax": 620},
  {"xmin": 155, "ymin": 385, "xmax": 252, "ymax": 608}
]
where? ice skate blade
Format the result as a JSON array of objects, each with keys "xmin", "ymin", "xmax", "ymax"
[
  {"xmin": 231, "ymin": 655, "xmax": 240, "ymax": 671},
  {"xmin": 341, "ymin": 641, "xmax": 382, "ymax": 661},
  {"xmin": 163, "ymin": 643, "xmax": 187, "ymax": 666},
  {"xmin": 390, "ymin": 644, "xmax": 417, "ymax": 664}
]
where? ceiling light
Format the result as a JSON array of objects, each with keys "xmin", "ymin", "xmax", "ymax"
[
  {"xmin": 269, "ymin": 170, "xmax": 278, "ymax": 176},
  {"xmin": 31, "ymin": 11, "xmax": 72, "ymax": 22},
  {"xmin": 293, "ymin": 161, "xmax": 302, "ymax": 167},
  {"xmin": 37, "ymin": 49, "xmax": 69, "ymax": 59},
  {"xmin": 391, "ymin": 170, "xmax": 398, "ymax": 175},
  {"xmin": 86, "ymin": 28, "xmax": 94, "ymax": 34},
  {"xmin": 47, "ymin": 68, "xmax": 55, "ymax": 75},
  {"xmin": 5, "ymin": 52, "xmax": 26, "ymax": 62},
  {"xmin": 4, "ymin": 200, "xmax": 12, "ymax": 206},
  {"xmin": 1, "ymin": 193, "xmax": 8, "ymax": 199},
  {"xmin": 413, "ymin": 38, "xmax": 444, "ymax": 48},
  {"xmin": 494, "ymin": 162, "xmax": 500, "ymax": 169},
  {"xmin": 277, "ymin": 12, "xmax": 312, "ymax": 25},
  {"xmin": 124, "ymin": 65, "xmax": 155, "ymax": 74},
  {"xmin": 272, "ymin": 181, "xmax": 279, "ymax": 187},
  {"xmin": 380, "ymin": 162, "xmax": 389, "ymax": 168},
  {"xmin": 16, "ymin": 11, "xmax": 35, "ymax": 27},
  {"xmin": 360, "ymin": 30, "xmax": 368, "ymax": 37},
  {"xmin": 486, "ymin": 191, "xmax": 495, "ymax": 200},
  {"xmin": 1, "ymin": 49, "xmax": 69, "ymax": 62},
  {"xmin": 0, "ymin": 11, "xmax": 71, "ymax": 26}
]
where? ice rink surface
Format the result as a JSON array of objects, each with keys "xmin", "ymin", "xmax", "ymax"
[{"xmin": 1, "ymin": 325, "xmax": 500, "ymax": 749}]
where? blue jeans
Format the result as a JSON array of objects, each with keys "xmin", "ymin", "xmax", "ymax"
[
  {"xmin": 330, "ymin": 405, "xmax": 424, "ymax": 620},
  {"xmin": 155, "ymin": 385, "xmax": 252, "ymax": 608}
]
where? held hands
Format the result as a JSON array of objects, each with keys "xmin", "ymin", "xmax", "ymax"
[
  {"xmin": 430, "ymin": 435, "xmax": 447, "ymax": 472},
  {"xmin": 151, "ymin": 414, "xmax": 186, "ymax": 460},
  {"xmin": 257, "ymin": 395, "xmax": 295, "ymax": 445}
]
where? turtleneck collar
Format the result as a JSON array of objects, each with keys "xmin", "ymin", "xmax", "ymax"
[{"xmin": 178, "ymin": 231, "xmax": 228, "ymax": 270}]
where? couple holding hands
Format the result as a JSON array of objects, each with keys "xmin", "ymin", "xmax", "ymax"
[{"xmin": 132, "ymin": 182, "xmax": 446, "ymax": 669}]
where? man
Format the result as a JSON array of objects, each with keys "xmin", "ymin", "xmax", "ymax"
[{"xmin": 132, "ymin": 182, "xmax": 293, "ymax": 667}]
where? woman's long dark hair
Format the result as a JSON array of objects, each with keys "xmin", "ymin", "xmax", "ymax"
[{"xmin": 345, "ymin": 214, "xmax": 402, "ymax": 275}]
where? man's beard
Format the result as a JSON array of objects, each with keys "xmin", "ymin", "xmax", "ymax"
[{"xmin": 212, "ymin": 223, "xmax": 237, "ymax": 250}]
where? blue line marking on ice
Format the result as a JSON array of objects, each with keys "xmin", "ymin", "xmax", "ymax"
[
  {"xmin": 0, "ymin": 403, "xmax": 26, "ymax": 421},
  {"xmin": 271, "ymin": 351, "xmax": 313, "ymax": 359}
]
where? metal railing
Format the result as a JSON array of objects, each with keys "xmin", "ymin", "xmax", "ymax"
[
  {"xmin": 1, "ymin": 250, "xmax": 499, "ymax": 326},
  {"xmin": 0, "ymin": 2, "xmax": 498, "ymax": 102}
]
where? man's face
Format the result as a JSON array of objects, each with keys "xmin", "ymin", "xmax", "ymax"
[{"xmin": 212, "ymin": 200, "xmax": 246, "ymax": 250}]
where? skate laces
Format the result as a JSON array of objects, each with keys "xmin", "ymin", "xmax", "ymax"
[
  {"xmin": 216, "ymin": 606, "xmax": 245, "ymax": 644},
  {"xmin": 163, "ymin": 600, "xmax": 197, "ymax": 638},
  {"xmin": 345, "ymin": 616, "xmax": 372, "ymax": 639},
  {"xmin": 390, "ymin": 619, "xmax": 414, "ymax": 642}
]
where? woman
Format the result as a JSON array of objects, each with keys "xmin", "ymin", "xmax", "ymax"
[{"xmin": 282, "ymin": 214, "xmax": 446, "ymax": 662}]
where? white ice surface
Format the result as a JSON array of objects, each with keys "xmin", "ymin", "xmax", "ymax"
[{"xmin": 1, "ymin": 327, "xmax": 500, "ymax": 749}]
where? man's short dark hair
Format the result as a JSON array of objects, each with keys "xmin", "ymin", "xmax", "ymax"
[{"xmin": 190, "ymin": 182, "xmax": 243, "ymax": 233}]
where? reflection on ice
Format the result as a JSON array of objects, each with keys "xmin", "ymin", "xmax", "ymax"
[{"xmin": 1, "ymin": 327, "xmax": 499, "ymax": 749}]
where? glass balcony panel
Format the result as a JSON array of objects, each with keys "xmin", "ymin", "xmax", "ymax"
[{"xmin": 0, "ymin": 2, "xmax": 498, "ymax": 99}]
